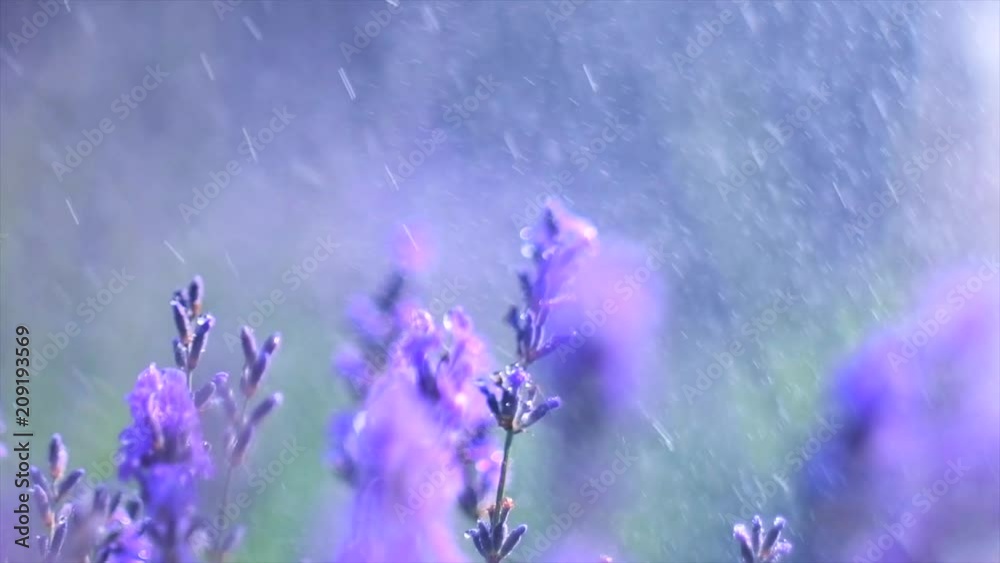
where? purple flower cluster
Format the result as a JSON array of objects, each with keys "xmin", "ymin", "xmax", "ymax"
[
  {"xmin": 109, "ymin": 276, "xmax": 285, "ymax": 562},
  {"xmin": 801, "ymin": 267, "xmax": 1000, "ymax": 561},
  {"xmin": 332, "ymin": 202, "xmax": 680, "ymax": 563},
  {"xmin": 9, "ymin": 203, "xmax": 820, "ymax": 563},
  {"xmin": 331, "ymin": 294, "xmax": 506, "ymax": 560},
  {"xmin": 117, "ymin": 365, "xmax": 212, "ymax": 481},
  {"xmin": 21, "ymin": 432, "xmax": 151, "ymax": 562}
]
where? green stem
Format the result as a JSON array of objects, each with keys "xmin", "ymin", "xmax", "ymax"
[
  {"xmin": 214, "ymin": 397, "xmax": 250, "ymax": 561},
  {"xmin": 491, "ymin": 429, "xmax": 515, "ymax": 529}
]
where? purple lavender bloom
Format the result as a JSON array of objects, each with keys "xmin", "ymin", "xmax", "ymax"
[
  {"xmin": 114, "ymin": 364, "xmax": 211, "ymax": 562},
  {"xmin": 104, "ymin": 522, "xmax": 154, "ymax": 563},
  {"xmin": 336, "ymin": 380, "xmax": 466, "ymax": 563},
  {"xmin": 334, "ymin": 304, "xmax": 506, "ymax": 561},
  {"xmin": 140, "ymin": 464, "xmax": 198, "ymax": 528},
  {"xmin": 510, "ymin": 204, "xmax": 664, "ymax": 559},
  {"xmin": 117, "ymin": 364, "xmax": 213, "ymax": 481},
  {"xmin": 800, "ymin": 268, "xmax": 1000, "ymax": 562},
  {"xmin": 505, "ymin": 201, "xmax": 600, "ymax": 366}
]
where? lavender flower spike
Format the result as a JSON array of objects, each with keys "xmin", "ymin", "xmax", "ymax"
[
  {"xmin": 733, "ymin": 515, "xmax": 792, "ymax": 563},
  {"xmin": 117, "ymin": 364, "xmax": 213, "ymax": 480}
]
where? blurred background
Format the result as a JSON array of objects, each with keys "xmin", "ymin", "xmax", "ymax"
[{"xmin": 1, "ymin": 1, "xmax": 997, "ymax": 562}]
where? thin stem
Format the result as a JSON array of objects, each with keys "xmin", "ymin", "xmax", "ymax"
[
  {"xmin": 490, "ymin": 429, "xmax": 515, "ymax": 529},
  {"xmin": 214, "ymin": 397, "xmax": 249, "ymax": 561},
  {"xmin": 184, "ymin": 310, "xmax": 196, "ymax": 392}
]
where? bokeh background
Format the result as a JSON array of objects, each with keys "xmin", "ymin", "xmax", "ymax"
[{"xmin": 1, "ymin": 1, "xmax": 998, "ymax": 562}]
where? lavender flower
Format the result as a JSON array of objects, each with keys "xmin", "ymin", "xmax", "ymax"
[
  {"xmin": 800, "ymin": 269, "xmax": 1000, "ymax": 562},
  {"xmin": 20, "ymin": 434, "xmax": 146, "ymax": 563},
  {"xmin": 115, "ymin": 276, "xmax": 285, "ymax": 562},
  {"xmin": 506, "ymin": 200, "xmax": 598, "ymax": 366},
  {"xmin": 733, "ymin": 516, "xmax": 792, "ymax": 563},
  {"xmin": 337, "ymin": 379, "xmax": 467, "ymax": 563},
  {"xmin": 117, "ymin": 364, "xmax": 212, "ymax": 481},
  {"xmin": 334, "ymin": 305, "xmax": 502, "ymax": 553},
  {"xmin": 114, "ymin": 365, "xmax": 209, "ymax": 562},
  {"xmin": 329, "ymin": 244, "xmax": 503, "ymax": 518},
  {"xmin": 466, "ymin": 366, "xmax": 560, "ymax": 563},
  {"xmin": 478, "ymin": 365, "xmax": 562, "ymax": 434},
  {"xmin": 512, "ymin": 202, "xmax": 664, "ymax": 559}
]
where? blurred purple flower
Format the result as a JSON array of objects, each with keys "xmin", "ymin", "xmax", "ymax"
[
  {"xmin": 333, "ymin": 302, "xmax": 502, "ymax": 562},
  {"xmin": 105, "ymin": 524, "xmax": 154, "ymax": 563},
  {"xmin": 117, "ymin": 364, "xmax": 212, "ymax": 481},
  {"xmin": 336, "ymin": 380, "xmax": 466, "ymax": 563},
  {"xmin": 512, "ymin": 206, "xmax": 664, "ymax": 559},
  {"xmin": 801, "ymin": 268, "xmax": 1000, "ymax": 562}
]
